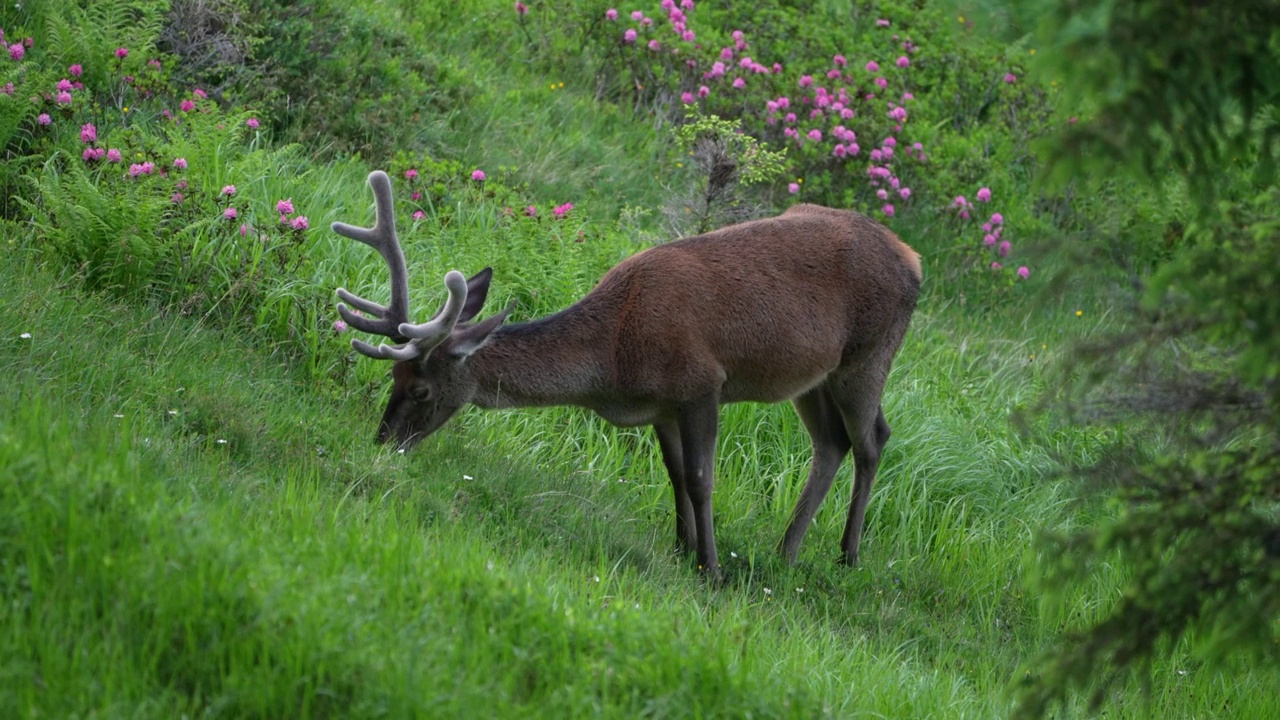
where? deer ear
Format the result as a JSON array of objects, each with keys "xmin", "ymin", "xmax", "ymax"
[
  {"xmin": 446, "ymin": 302, "xmax": 512, "ymax": 357},
  {"xmin": 459, "ymin": 267, "xmax": 494, "ymax": 322}
]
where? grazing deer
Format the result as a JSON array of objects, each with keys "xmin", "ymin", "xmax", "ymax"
[{"xmin": 335, "ymin": 171, "xmax": 920, "ymax": 577}]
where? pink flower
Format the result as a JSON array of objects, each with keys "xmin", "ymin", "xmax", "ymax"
[
  {"xmin": 290, "ymin": 215, "xmax": 309, "ymax": 230},
  {"xmin": 193, "ymin": 88, "xmax": 207, "ymax": 99},
  {"xmin": 865, "ymin": 61, "xmax": 879, "ymax": 72},
  {"xmin": 682, "ymin": 0, "xmax": 694, "ymax": 9},
  {"xmin": 784, "ymin": 112, "xmax": 796, "ymax": 123},
  {"xmin": 107, "ymin": 149, "xmax": 122, "ymax": 162},
  {"xmin": 606, "ymin": 8, "xmax": 618, "ymax": 20},
  {"xmin": 787, "ymin": 182, "xmax": 799, "ymax": 194},
  {"xmin": 56, "ymin": 91, "xmax": 72, "ymax": 104},
  {"xmin": 247, "ymin": 118, "xmax": 260, "ymax": 129},
  {"xmin": 171, "ymin": 192, "xmax": 184, "ymax": 203},
  {"xmin": 882, "ymin": 204, "xmax": 895, "ymax": 217},
  {"xmin": 624, "ymin": 29, "xmax": 637, "ymax": 44},
  {"xmin": 115, "ymin": 47, "xmax": 129, "ymax": 59},
  {"xmin": 833, "ymin": 54, "xmax": 846, "ymax": 67},
  {"xmin": 732, "ymin": 77, "xmax": 745, "ymax": 89},
  {"xmin": 899, "ymin": 188, "xmax": 911, "ymax": 199},
  {"xmin": 221, "ymin": 185, "xmax": 236, "ymax": 196},
  {"xmin": 140, "ymin": 161, "xmax": 155, "ymax": 175},
  {"xmin": 1017, "ymin": 266, "xmax": 1030, "ymax": 279},
  {"xmin": 36, "ymin": 113, "xmax": 51, "ymax": 126},
  {"xmin": 903, "ymin": 92, "xmax": 915, "ymax": 101},
  {"xmin": 697, "ymin": 85, "xmax": 709, "ymax": 98},
  {"xmin": 991, "ymin": 261, "xmax": 1002, "ymax": 270},
  {"xmin": 128, "ymin": 164, "xmax": 145, "ymax": 178},
  {"xmin": 896, "ymin": 56, "xmax": 910, "ymax": 68},
  {"xmin": 954, "ymin": 195, "xmax": 968, "ymax": 208},
  {"xmin": 82, "ymin": 147, "xmax": 103, "ymax": 161},
  {"xmin": 413, "ymin": 210, "xmax": 426, "ymax": 220},
  {"xmin": 276, "ymin": 198, "xmax": 294, "ymax": 214},
  {"xmin": 173, "ymin": 157, "xmax": 187, "ymax": 170},
  {"xmin": 832, "ymin": 144, "xmax": 847, "ymax": 158},
  {"xmin": 1004, "ymin": 73, "xmax": 1017, "ymax": 84},
  {"xmin": 990, "ymin": 212, "xmax": 1004, "ymax": 225},
  {"xmin": 58, "ymin": 78, "xmax": 74, "ymax": 92},
  {"xmin": 404, "ymin": 168, "xmax": 418, "ymax": 180},
  {"xmin": 631, "ymin": 10, "xmax": 643, "ymax": 20},
  {"xmin": 681, "ymin": 91, "xmax": 695, "ymax": 104},
  {"xmin": 998, "ymin": 240, "xmax": 1011, "ymax": 257},
  {"xmin": 240, "ymin": 224, "xmax": 249, "ymax": 236},
  {"xmin": 223, "ymin": 207, "xmax": 238, "ymax": 219},
  {"xmin": 180, "ymin": 99, "xmax": 195, "ymax": 112},
  {"xmin": 877, "ymin": 18, "xmax": 891, "ymax": 27},
  {"xmin": 411, "ymin": 190, "xmax": 422, "ymax": 200},
  {"xmin": 798, "ymin": 75, "xmax": 813, "ymax": 88},
  {"xmin": 874, "ymin": 76, "xmax": 888, "ymax": 89},
  {"xmin": 333, "ymin": 319, "xmax": 348, "ymax": 333},
  {"xmin": 552, "ymin": 202, "xmax": 574, "ymax": 218},
  {"xmin": 876, "ymin": 189, "xmax": 888, "ymax": 200},
  {"xmin": 69, "ymin": 63, "xmax": 83, "ymax": 76},
  {"xmin": 807, "ymin": 129, "xmax": 822, "ymax": 142},
  {"xmin": 9, "ymin": 43, "xmax": 24, "ymax": 61},
  {"xmin": 976, "ymin": 187, "xmax": 991, "ymax": 202},
  {"xmin": 515, "ymin": 2, "xmax": 528, "ymax": 16},
  {"xmin": 1, "ymin": 83, "xmax": 12, "ymax": 95},
  {"xmin": 525, "ymin": 205, "xmax": 537, "ymax": 218},
  {"xmin": 80, "ymin": 123, "xmax": 97, "ymax": 143},
  {"xmin": 648, "ymin": 39, "xmax": 660, "ymax": 51},
  {"xmin": 471, "ymin": 169, "xmax": 486, "ymax": 181},
  {"xmin": 983, "ymin": 234, "xmax": 997, "ymax": 246},
  {"xmin": 175, "ymin": 179, "xmax": 188, "ymax": 190},
  {"xmin": 682, "ymin": 30, "xmax": 696, "ymax": 42}
]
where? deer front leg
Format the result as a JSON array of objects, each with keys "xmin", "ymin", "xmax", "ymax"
[
  {"xmin": 654, "ymin": 420, "xmax": 696, "ymax": 554},
  {"xmin": 677, "ymin": 397, "xmax": 721, "ymax": 579}
]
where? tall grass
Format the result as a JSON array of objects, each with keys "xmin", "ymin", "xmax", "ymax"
[{"xmin": 4, "ymin": 243, "xmax": 1276, "ymax": 717}]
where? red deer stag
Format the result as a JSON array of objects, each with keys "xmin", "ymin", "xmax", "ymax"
[{"xmin": 335, "ymin": 171, "xmax": 920, "ymax": 578}]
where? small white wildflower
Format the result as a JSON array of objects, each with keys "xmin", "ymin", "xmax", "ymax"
[
  {"xmin": 763, "ymin": 587, "xmax": 772, "ymax": 596},
  {"xmin": 167, "ymin": 410, "xmax": 178, "ymax": 416},
  {"xmin": 397, "ymin": 448, "xmax": 406, "ymax": 454},
  {"xmin": 486, "ymin": 560, "xmax": 495, "ymax": 571},
  {"xmin": 730, "ymin": 551, "xmax": 738, "ymax": 558},
  {"xmin": 216, "ymin": 438, "xmax": 227, "ymax": 445},
  {"xmin": 463, "ymin": 474, "xmax": 473, "ymax": 480},
  {"xmin": 19, "ymin": 332, "xmax": 32, "ymax": 339},
  {"xmin": 113, "ymin": 413, "xmax": 124, "ymax": 419},
  {"xmin": 795, "ymin": 587, "xmax": 805, "ymax": 593},
  {"xmin": 592, "ymin": 575, "xmax": 601, "ymax": 583}
]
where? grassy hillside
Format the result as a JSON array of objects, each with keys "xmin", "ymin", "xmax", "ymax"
[{"xmin": 1, "ymin": 0, "xmax": 1276, "ymax": 717}]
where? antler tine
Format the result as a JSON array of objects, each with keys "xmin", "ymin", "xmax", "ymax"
[
  {"xmin": 350, "ymin": 337, "xmax": 421, "ymax": 362},
  {"xmin": 333, "ymin": 170, "xmax": 412, "ymax": 340},
  {"xmin": 398, "ymin": 271, "xmax": 469, "ymax": 351}
]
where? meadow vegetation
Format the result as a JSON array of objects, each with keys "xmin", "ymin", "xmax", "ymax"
[{"xmin": 1, "ymin": 0, "xmax": 1276, "ymax": 717}]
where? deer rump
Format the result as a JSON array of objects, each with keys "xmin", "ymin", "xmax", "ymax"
[{"xmin": 334, "ymin": 171, "xmax": 921, "ymax": 578}]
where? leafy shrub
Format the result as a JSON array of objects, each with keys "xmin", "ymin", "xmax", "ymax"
[{"xmin": 506, "ymin": 0, "xmax": 1048, "ymax": 286}]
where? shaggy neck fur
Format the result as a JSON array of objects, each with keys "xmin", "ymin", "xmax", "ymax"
[{"xmin": 467, "ymin": 303, "xmax": 610, "ymax": 410}]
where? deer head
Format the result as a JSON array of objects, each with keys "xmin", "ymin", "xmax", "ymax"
[{"xmin": 333, "ymin": 171, "xmax": 510, "ymax": 448}]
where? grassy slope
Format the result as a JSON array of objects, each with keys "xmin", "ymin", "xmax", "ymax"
[
  {"xmin": 3, "ymin": 245, "xmax": 1276, "ymax": 718},
  {"xmin": 2, "ymin": 1, "xmax": 1277, "ymax": 717}
]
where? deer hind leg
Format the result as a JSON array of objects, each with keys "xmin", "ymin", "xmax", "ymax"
[
  {"xmin": 829, "ymin": 368, "xmax": 893, "ymax": 566},
  {"xmin": 779, "ymin": 385, "xmax": 852, "ymax": 564},
  {"xmin": 653, "ymin": 420, "xmax": 696, "ymax": 554}
]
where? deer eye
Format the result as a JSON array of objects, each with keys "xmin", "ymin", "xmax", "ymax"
[{"xmin": 411, "ymin": 386, "xmax": 433, "ymax": 403}]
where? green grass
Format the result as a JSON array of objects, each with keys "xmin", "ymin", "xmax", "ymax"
[{"xmin": 4, "ymin": 245, "xmax": 1277, "ymax": 718}]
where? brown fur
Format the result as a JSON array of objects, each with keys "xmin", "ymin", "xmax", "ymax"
[{"xmin": 345, "ymin": 193, "xmax": 920, "ymax": 578}]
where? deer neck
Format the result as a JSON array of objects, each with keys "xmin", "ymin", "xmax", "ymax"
[{"xmin": 468, "ymin": 304, "xmax": 609, "ymax": 410}]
